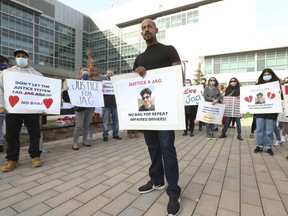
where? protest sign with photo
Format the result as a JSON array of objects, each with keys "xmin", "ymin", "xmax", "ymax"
[
  {"xmin": 3, "ymin": 72, "xmax": 61, "ymax": 114},
  {"xmin": 183, "ymin": 85, "xmax": 204, "ymax": 106},
  {"xmin": 67, "ymin": 79, "xmax": 104, "ymax": 108},
  {"xmin": 196, "ymin": 101, "xmax": 226, "ymax": 124},
  {"xmin": 277, "ymin": 101, "xmax": 288, "ymax": 122},
  {"xmin": 240, "ymin": 81, "xmax": 282, "ymax": 114},
  {"xmin": 111, "ymin": 65, "xmax": 185, "ymax": 130},
  {"xmin": 222, "ymin": 96, "xmax": 241, "ymax": 117}
]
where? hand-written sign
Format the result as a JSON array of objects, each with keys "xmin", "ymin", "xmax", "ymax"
[
  {"xmin": 3, "ymin": 72, "xmax": 61, "ymax": 114},
  {"xmin": 67, "ymin": 79, "xmax": 104, "ymax": 107},
  {"xmin": 283, "ymin": 84, "xmax": 288, "ymax": 116},
  {"xmin": 183, "ymin": 85, "xmax": 204, "ymax": 106}
]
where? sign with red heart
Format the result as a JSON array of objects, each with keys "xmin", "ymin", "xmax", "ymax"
[
  {"xmin": 244, "ymin": 95, "xmax": 252, "ymax": 103},
  {"xmin": 240, "ymin": 81, "xmax": 282, "ymax": 114},
  {"xmin": 43, "ymin": 98, "xmax": 53, "ymax": 109},
  {"xmin": 9, "ymin": 95, "xmax": 19, "ymax": 108},
  {"xmin": 3, "ymin": 71, "xmax": 61, "ymax": 114}
]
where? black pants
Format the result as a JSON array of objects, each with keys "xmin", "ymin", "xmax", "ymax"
[
  {"xmin": 5, "ymin": 114, "xmax": 41, "ymax": 161},
  {"xmin": 185, "ymin": 106, "xmax": 197, "ymax": 132},
  {"xmin": 251, "ymin": 118, "xmax": 256, "ymax": 134}
]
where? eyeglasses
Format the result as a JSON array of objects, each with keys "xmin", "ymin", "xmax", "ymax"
[
  {"xmin": 142, "ymin": 96, "xmax": 150, "ymax": 100},
  {"xmin": 230, "ymin": 80, "xmax": 236, "ymax": 83}
]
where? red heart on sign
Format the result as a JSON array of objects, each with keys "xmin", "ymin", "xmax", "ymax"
[
  {"xmin": 43, "ymin": 98, "xmax": 53, "ymax": 109},
  {"xmin": 9, "ymin": 95, "xmax": 19, "ymax": 108},
  {"xmin": 244, "ymin": 95, "xmax": 252, "ymax": 103},
  {"xmin": 267, "ymin": 92, "xmax": 275, "ymax": 99}
]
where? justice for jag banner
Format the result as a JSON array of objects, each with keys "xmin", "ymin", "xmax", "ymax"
[
  {"xmin": 111, "ymin": 65, "xmax": 185, "ymax": 130},
  {"xmin": 3, "ymin": 72, "xmax": 61, "ymax": 114},
  {"xmin": 240, "ymin": 81, "xmax": 282, "ymax": 114}
]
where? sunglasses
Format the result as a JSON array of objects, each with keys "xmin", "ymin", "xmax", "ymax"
[
  {"xmin": 209, "ymin": 80, "xmax": 216, "ymax": 82},
  {"xmin": 230, "ymin": 80, "xmax": 236, "ymax": 83},
  {"xmin": 142, "ymin": 96, "xmax": 150, "ymax": 100}
]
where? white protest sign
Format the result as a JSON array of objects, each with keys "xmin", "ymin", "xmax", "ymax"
[
  {"xmin": 111, "ymin": 65, "xmax": 185, "ymax": 130},
  {"xmin": 222, "ymin": 96, "xmax": 241, "ymax": 118},
  {"xmin": 283, "ymin": 84, "xmax": 288, "ymax": 116},
  {"xmin": 67, "ymin": 79, "xmax": 104, "ymax": 107},
  {"xmin": 103, "ymin": 80, "xmax": 114, "ymax": 95},
  {"xmin": 240, "ymin": 81, "xmax": 282, "ymax": 114},
  {"xmin": 196, "ymin": 101, "xmax": 226, "ymax": 124},
  {"xmin": 3, "ymin": 72, "xmax": 61, "ymax": 114},
  {"xmin": 277, "ymin": 101, "xmax": 288, "ymax": 122},
  {"xmin": 183, "ymin": 85, "xmax": 204, "ymax": 106}
]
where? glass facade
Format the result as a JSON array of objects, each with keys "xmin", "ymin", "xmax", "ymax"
[
  {"xmin": 205, "ymin": 48, "xmax": 288, "ymax": 76},
  {"xmin": 86, "ymin": 8, "xmax": 199, "ymax": 74},
  {"xmin": 0, "ymin": 1, "xmax": 75, "ymax": 73}
]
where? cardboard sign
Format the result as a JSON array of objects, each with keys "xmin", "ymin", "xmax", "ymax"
[
  {"xmin": 3, "ymin": 72, "xmax": 61, "ymax": 114},
  {"xmin": 67, "ymin": 79, "xmax": 104, "ymax": 108},
  {"xmin": 222, "ymin": 96, "xmax": 241, "ymax": 118},
  {"xmin": 240, "ymin": 81, "xmax": 282, "ymax": 114},
  {"xmin": 196, "ymin": 101, "xmax": 226, "ymax": 124},
  {"xmin": 111, "ymin": 65, "xmax": 185, "ymax": 130},
  {"xmin": 183, "ymin": 85, "xmax": 204, "ymax": 106}
]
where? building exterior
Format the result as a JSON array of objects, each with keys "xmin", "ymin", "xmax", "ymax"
[{"xmin": 1, "ymin": 0, "xmax": 287, "ymax": 84}]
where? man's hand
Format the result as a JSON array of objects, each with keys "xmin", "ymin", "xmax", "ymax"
[
  {"xmin": 134, "ymin": 66, "xmax": 146, "ymax": 78},
  {"xmin": 0, "ymin": 107, "xmax": 8, "ymax": 114}
]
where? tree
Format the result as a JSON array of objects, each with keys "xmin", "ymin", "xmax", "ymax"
[
  {"xmin": 193, "ymin": 62, "xmax": 205, "ymax": 84},
  {"xmin": 85, "ymin": 49, "xmax": 100, "ymax": 78}
]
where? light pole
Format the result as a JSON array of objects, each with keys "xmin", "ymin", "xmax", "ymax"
[{"xmin": 182, "ymin": 60, "xmax": 188, "ymax": 85}]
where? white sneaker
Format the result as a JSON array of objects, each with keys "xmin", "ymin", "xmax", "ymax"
[
  {"xmin": 281, "ymin": 135, "xmax": 286, "ymax": 143},
  {"xmin": 274, "ymin": 140, "xmax": 281, "ymax": 146}
]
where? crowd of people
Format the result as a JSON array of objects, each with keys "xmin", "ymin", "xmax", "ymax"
[{"xmin": 0, "ymin": 18, "xmax": 287, "ymax": 216}]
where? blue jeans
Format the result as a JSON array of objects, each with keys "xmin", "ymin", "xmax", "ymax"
[
  {"xmin": 274, "ymin": 121, "xmax": 281, "ymax": 141},
  {"xmin": 102, "ymin": 107, "xmax": 119, "ymax": 138},
  {"xmin": 206, "ymin": 123, "xmax": 215, "ymax": 133},
  {"xmin": 143, "ymin": 130, "xmax": 181, "ymax": 198},
  {"xmin": 256, "ymin": 118, "xmax": 275, "ymax": 150},
  {"xmin": 222, "ymin": 117, "xmax": 241, "ymax": 134}
]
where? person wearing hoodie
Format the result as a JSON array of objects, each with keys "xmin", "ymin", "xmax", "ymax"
[{"xmin": 0, "ymin": 49, "xmax": 43, "ymax": 172}]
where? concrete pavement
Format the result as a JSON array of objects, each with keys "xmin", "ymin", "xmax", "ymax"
[{"xmin": 1, "ymin": 119, "xmax": 288, "ymax": 216}]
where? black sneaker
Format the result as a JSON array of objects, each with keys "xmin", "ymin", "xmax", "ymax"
[
  {"xmin": 0, "ymin": 145, "xmax": 3, "ymax": 153},
  {"xmin": 266, "ymin": 149, "xmax": 274, "ymax": 156},
  {"xmin": 113, "ymin": 136, "xmax": 122, "ymax": 140},
  {"xmin": 254, "ymin": 146, "xmax": 263, "ymax": 153},
  {"xmin": 137, "ymin": 181, "xmax": 165, "ymax": 194},
  {"xmin": 103, "ymin": 137, "xmax": 108, "ymax": 142},
  {"xmin": 167, "ymin": 197, "xmax": 181, "ymax": 216},
  {"xmin": 219, "ymin": 133, "xmax": 226, "ymax": 138},
  {"xmin": 213, "ymin": 128, "xmax": 219, "ymax": 132}
]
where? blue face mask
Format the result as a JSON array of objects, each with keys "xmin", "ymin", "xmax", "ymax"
[
  {"xmin": 263, "ymin": 75, "xmax": 272, "ymax": 81},
  {"xmin": 0, "ymin": 63, "xmax": 8, "ymax": 71},
  {"xmin": 81, "ymin": 74, "xmax": 90, "ymax": 80},
  {"xmin": 16, "ymin": 57, "xmax": 28, "ymax": 67}
]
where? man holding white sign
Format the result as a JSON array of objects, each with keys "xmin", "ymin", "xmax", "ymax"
[
  {"xmin": 133, "ymin": 18, "xmax": 182, "ymax": 216},
  {"xmin": 0, "ymin": 49, "xmax": 43, "ymax": 172}
]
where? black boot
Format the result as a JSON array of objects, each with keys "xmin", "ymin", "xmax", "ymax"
[
  {"xmin": 0, "ymin": 145, "xmax": 3, "ymax": 153},
  {"xmin": 237, "ymin": 134, "xmax": 243, "ymax": 140},
  {"xmin": 190, "ymin": 131, "xmax": 194, "ymax": 137},
  {"xmin": 182, "ymin": 130, "xmax": 187, "ymax": 136},
  {"xmin": 219, "ymin": 133, "xmax": 226, "ymax": 138}
]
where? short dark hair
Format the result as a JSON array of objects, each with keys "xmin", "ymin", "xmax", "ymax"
[
  {"xmin": 257, "ymin": 92, "xmax": 263, "ymax": 97},
  {"xmin": 140, "ymin": 88, "xmax": 152, "ymax": 97}
]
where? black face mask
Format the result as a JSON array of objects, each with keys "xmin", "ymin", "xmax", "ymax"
[{"xmin": 0, "ymin": 63, "xmax": 8, "ymax": 71}]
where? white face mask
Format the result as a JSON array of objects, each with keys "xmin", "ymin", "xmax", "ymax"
[{"xmin": 16, "ymin": 57, "xmax": 28, "ymax": 67}]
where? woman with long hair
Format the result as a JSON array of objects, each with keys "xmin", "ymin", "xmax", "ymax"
[
  {"xmin": 254, "ymin": 68, "xmax": 280, "ymax": 156},
  {"xmin": 203, "ymin": 77, "xmax": 221, "ymax": 139},
  {"xmin": 219, "ymin": 77, "xmax": 243, "ymax": 140}
]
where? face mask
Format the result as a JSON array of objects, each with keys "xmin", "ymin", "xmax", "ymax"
[
  {"xmin": 263, "ymin": 75, "xmax": 272, "ymax": 81},
  {"xmin": 16, "ymin": 57, "xmax": 28, "ymax": 67},
  {"xmin": 0, "ymin": 63, "xmax": 8, "ymax": 71},
  {"xmin": 81, "ymin": 74, "xmax": 90, "ymax": 80}
]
